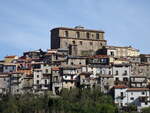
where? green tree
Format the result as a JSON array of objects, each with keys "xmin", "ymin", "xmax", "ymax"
[{"xmin": 141, "ymin": 107, "xmax": 150, "ymax": 113}]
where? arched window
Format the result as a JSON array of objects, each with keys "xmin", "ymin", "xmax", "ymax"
[
  {"xmin": 72, "ymin": 41, "xmax": 75, "ymax": 44},
  {"xmin": 96, "ymin": 33, "xmax": 99, "ymax": 39},
  {"xmin": 86, "ymin": 32, "xmax": 90, "ymax": 39},
  {"xmin": 64, "ymin": 31, "xmax": 69, "ymax": 37},
  {"xmin": 116, "ymin": 71, "xmax": 118, "ymax": 75},
  {"xmin": 76, "ymin": 32, "xmax": 80, "ymax": 38},
  {"xmin": 80, "ymin": 41, "xmax": 82, "ymax": 45}
]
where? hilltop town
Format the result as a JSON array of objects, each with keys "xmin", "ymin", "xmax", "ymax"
[{"xmin": 0, "ymin": 26, "xmax": 150, "ymax": 112}]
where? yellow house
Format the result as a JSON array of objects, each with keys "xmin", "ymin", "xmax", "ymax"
[
  {"xmin": 4, "ymin": 56, "xmax": 18, "ymax": 63},
  {"xmin": 113, "ymin": 58, "xmax": 129, "ymax": 64}
]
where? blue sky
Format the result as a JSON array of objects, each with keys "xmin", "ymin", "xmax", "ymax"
[{"xmin": 0, "ymin": 0, "xmax": 150, "ymax": 59}]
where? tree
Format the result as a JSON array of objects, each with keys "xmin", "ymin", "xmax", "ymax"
[{"xmin": 141, "ymin": 107, "xmax": 150, "ymax": 113}]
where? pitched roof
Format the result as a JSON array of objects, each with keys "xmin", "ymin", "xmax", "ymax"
[
  {"xmin": 114, "ymin": 85, "xmax": 128, "ymax": 89},
  {"xmin": 52, "ymin": 67, "xmax": 60, "ymax": 71},
  {"xmin": 79, "ymin": 72, "xmax": 92, "ymax": 77},
  {"xmin": 5, "ymin": 56, "xmax": 17, "ymax": 58},
  {"xmin": 127, "ymin": 88, "xmax": 150, "ymax": 91},
  {"xmin": 89, "ymin": 55, "xmax": 109, "ymax": 58}
]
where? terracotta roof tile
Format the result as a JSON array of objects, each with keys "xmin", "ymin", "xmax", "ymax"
[
  {"xmin": 52, "ymin": 67, "xmax": 60, "ymax": 71},
  {"xmin": 5, "ymin": 56, "xmax": 16, "ymax": 58},
  {"xmin": 127, "ymin": 88, "xmax": 150, "ymax": 91},
  {"xmin": 114, "ymin": 85, "xmax": 128, "ymax": 89},
  {"xmin": 90, "ymin": 55, "xmax": 109, "ymax": 58}
]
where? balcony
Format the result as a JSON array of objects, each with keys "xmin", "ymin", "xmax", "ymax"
[
  {"xmin": 118, "ymin": 95, "xmax": 126, "ymax": 99},
  {"xmin": 139, "ymin": 96, "xmax": 150, "ymax": 103},
  {"xmin": 114, "ymin": 80, "xmax": 129, "ymax": 86},
  {"xmin": 122, "ymin": 73, "xmax": 127, "ymax": 76}
]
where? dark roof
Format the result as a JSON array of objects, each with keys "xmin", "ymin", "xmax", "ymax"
[
  {"xmin": 140, "ymin": 54, "xmax": 150, "ymax": 57},
  {"xmin": 51, "ymin": 27, "xmax": 104, "ymax": 33},
  {"xmin": 79, "ymin": 72, "xmax": 92, "ymax": 77}
]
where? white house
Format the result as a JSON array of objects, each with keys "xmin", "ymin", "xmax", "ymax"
[
  {"xmin": 10, "ymin": 72, "xmax": 25, "ymax": 95},
  {"xmin": 114, "ymin": 85, "xmax": 150, "ymax": 111},
  {"xmin": 112, "ymin": 64, "xmax": 131, "ymax": 85},
  {"xmin": 61, "ymin": 66, "xmax": 81, "ymax": 89},
  {"xmin": 0, "ymin": 73, "xmax": 10, "ymax": 95},
  {"xmin": 33, "ymin": 62, "xmax": 51, "ymax": 94}
]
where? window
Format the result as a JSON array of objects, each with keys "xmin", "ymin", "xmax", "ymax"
[
  {"xmin": 110, "ymin": 51, "xmax": 114, "ymax": 56},
  {"xmin": 115, "ymin": 77, "xmax": 119, "ymax": 81},
  {"xmin": 37, "ymin": 75, "xmax": 39, "ymax": 78},
  {"xmin": 5, "ymin": 66, "xmax": 8, "ymax": 70},
  {"xmin": 86, "ymin": 32, "xmax": 90, "ymax": 39},
  {"xmin": 90, "ymin": 42, "xmax": 93, "ymax": 45},
  {"xmin": 145, "ymin": 102, "xmax": 148, "ymax": 105},
  {"xmin": 130, "ymin": 97, "xmax": 134, "ymax": 100},
  {"xmin": 121, "ymin": 92, "xmax": 123, "ymax": 96},
  {"xmin": 121, "ymin": 92, "xmax": 124, "ymax": 99},
  {"xmin": 132, "ymin": 78, "xmax": 135, "ymax": 82},
  {"xmin": 65, "ymin": 42, "xmax": 68, "ymax": 46},
  {"xmin": 101, "ymin": 59, "xmax": 106, "ymax": 63},
  {"xmin": 80, "ymin": 41, "xmax": 82, "ymax": 45},
  {"xmin": 116, "ymin": 71, "xmax": 118, "ymax": 75},
  {"xmin": 92, "ymin": 34, "xmax": 94, "ymax": 37},
  {"xmin": 72, "ymin": 41, "xmax": 75, "ymax": 45},
  {"xmin": 36, "ymin": 70, "xmax": 40, "ymax": 72},
  {"xmin": 12, "ymin": 66, "xmax": 15, "ymax": 70},
  {"xmin": 124, "ymin": 70, "xmax": 127, "ymax": 75},
  {"xmin": 142, "ymin": 92, "xmax": 145, "ymax": 95},
  {"xmin": 100, "ymin": 43, "xmax": 103, "ymax": 46},
  {"xmin": 109, "ymin": 71, "xmax": 111, "ymax": 75},
  {"xmin": 96, "ymin": 33, "xmax": 99, "ymax": 39},
  {"xmin": 65, "ymin": 31, "xmax": 68, "ymax": 37},
  {"xmin": 45, "ymin": 69, "xmax": 48, "ymax": 73},
  {"xmin": 100, "ymin": 71, "xmax": 102, "ymax": 74},
  {"xmin": 45, "ymin": 80, "xmax": 47, "ymax": 85},
  {"xmin": 37, "ymin": 80, "xmax": 39, "ymax": 84},
  {"xmin": 123, "ymin": 78, "xmax": 128, "ymax": 81},
  {"xmin": 71, "ymin": 62, "xmax": 74, "ymax": 65},
  {"xmin": 76, "ymin": 32, "xmax": 80, "ymax": 38}
]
